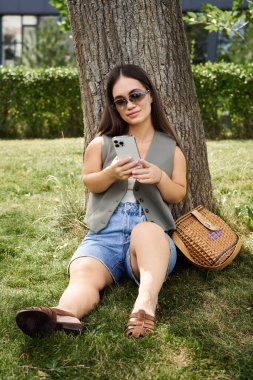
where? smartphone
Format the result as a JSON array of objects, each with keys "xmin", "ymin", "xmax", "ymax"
[{"xmin": 112, "ymin": 135, "xmax": 141, "ymax": 161}]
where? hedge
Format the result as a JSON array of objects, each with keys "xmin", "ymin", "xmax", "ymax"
[
  {"xmin": 0, "ymin": 63, "xmax": 253, "ymax": 139},
  {"xmin": 192, "ymin": 62, "xmax": 253, "ymax": 139},
  {"xmin": 0, "ymin": 67, "xmax": 83, "ymax": 139}
]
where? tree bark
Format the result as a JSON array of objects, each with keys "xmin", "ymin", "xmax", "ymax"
[{"xmin": 66, "ymin": 0, "xmax": 214, "ymax": 216}]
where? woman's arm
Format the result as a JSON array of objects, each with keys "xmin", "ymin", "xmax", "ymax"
[
  {"xmin": 156, "ymin": 147, "xmax": 187, "ymax": 203},
  {"xmin": 83, "ymin": 136, "xmax": 142, "ymax": 193},
  {"xmin": 132, "ymin": 146, "xmax": 187, "ymax": 204}
]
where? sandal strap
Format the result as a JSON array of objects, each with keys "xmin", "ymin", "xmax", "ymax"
[
  {"xmin": 24, "ymin": 306, "xmax": 76, "ymax": 318},
  {"xmin": 51, "ymin": 307, "xmax": 76, "ymax": 318},
  {"xmin": 126, "ymin": 309, "xmax": 156, "ymax": 338},
  {"xmin": 129, "ymin": 310, "xmax": 156, "ymax": 322}
]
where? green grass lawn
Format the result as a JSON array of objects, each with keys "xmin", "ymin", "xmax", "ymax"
[{"xmin": 0, "ymin": 138, "xmax": 252, "ymax": 380}]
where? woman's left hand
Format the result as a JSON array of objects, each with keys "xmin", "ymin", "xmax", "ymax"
[{"xmin": 131, "ymin": 159, "xmax": 162, "ymax": 184}]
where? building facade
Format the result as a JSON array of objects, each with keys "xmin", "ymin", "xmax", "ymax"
[{"xmin": 0, "ymin": 0, "xmax": 249, "ymax": 66}]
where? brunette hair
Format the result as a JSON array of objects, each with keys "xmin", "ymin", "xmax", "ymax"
[{"xmin": 97, "ymin": 64, "xmax": 182, "ymax": 147}]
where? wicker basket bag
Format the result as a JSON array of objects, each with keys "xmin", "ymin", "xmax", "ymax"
[{"xmin": 172, "ymin": 205, "xmax": 242, "ymax": 270}]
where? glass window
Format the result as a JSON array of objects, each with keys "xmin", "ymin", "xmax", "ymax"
[
  {"xmin": 1, "ymin": 15, "xmax": 39, "ymax": 66},
  {"xmin": 23, "ymin": 16, "xmax": 37, "ymax": 26},
  {"xmin": 4, "ymin": 42, "xmax": 22, "ymax": 64},
  {"xmin": 3, "ymin": 16, "xmax": 22, "ymax": 43},
  {"xmin": 38, "ymin": 15, "xmax": 59, "ymax": 26},
  {"xmin": 216, "ymin": 14, "xmax": 249, "ymax": 64},
  {"xmin": 184, "ymin": 21, "xmax": 209, "ymax": 64},
  {"xmin": 22, "ymin": 25, "xmax": 36, "ymax": 47},
  {"xmin": 2, "ymin": 16, "xmax": 22, "ymax": 65}
]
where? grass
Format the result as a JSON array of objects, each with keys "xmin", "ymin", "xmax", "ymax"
[{"xmin": 0, "ymin": 138, "xmax": 252, "ymax": 380}]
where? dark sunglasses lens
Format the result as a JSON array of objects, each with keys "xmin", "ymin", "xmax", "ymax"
[
  {"xmin": 113, "ymin": 90, "xmax": 148, "ymax": 108},
  {"xmin": 129, "ymin": 92, "xmax": 145, "ymax": 102},
  {"xmin": 114, "ymin": 98, "xmax": 127, "ymax": 107}
]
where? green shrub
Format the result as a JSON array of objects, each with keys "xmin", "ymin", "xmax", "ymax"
[
  {"xmin": 0, "ymin": 67, "xmax": 83, "ymax": 138},
  {"xmin": 0, "ymin": 63, "xmax": 253, "ymax": 139},
  {"xmin": 193, "ymin": 62, "xmax": 253, "ymax": 139}
]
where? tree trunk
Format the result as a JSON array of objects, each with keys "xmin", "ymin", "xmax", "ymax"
[{"xmin": 66, "ymin": 0, "xmax": 214, "ymax": 216}]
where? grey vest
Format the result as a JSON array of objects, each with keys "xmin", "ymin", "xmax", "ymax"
[{"xmin": 84, "ymin": 131, "xmax": 176, "ymax": 233}]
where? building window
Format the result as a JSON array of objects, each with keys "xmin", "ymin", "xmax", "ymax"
[
  {"xmin": 3, "ymin": 16, "xmax": 21, "ymax": 65},
  {"xmin": 216, "ymin": 17, "xmax": 249, "ymax": 63},
  {"xmin": 1, "ymin": 15, "xmax": 38, "ymax": 65},
  {"xmin": 184, "ymin": 21, "xmax": 209, "ymax": 64}
]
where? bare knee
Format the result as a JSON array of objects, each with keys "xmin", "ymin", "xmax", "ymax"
[
  {"xmin": 130, "ymin": 222, "xmax": 170, "ymax": 256},
  {"xmin": 131, "ymin": 222, "xmax": 165, "ymax": 241},
  {"xmin": 69, "ymin": 257, "xmax": 113, "ymax": 290}
]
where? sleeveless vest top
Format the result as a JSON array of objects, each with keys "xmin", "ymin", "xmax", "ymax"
[{"xmin": 84, "ymin": 130, "xmax": 176, "ymax": 233}]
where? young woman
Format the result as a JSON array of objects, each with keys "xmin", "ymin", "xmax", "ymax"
[{"xmin": 16, "ymin": 64, "xmax": 187, "ymax": 338}]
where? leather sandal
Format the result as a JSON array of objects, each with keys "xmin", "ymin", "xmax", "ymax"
[
  {"xmin": 126, "ymin": 309, "xmax": 156, "ymax": 338},
  {"xmin": 16, "ymin": 306, "xmax": 83, "ymax": 338}
]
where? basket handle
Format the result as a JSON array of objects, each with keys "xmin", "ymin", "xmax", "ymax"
[{"xmin": 190, "ymin": 209, "xmax": 219, "ymax": 231}]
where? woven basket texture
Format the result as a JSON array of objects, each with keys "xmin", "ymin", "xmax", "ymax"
[{"xmin": 175, "ymin": 207, "xmax": 239, "ymax": 267}]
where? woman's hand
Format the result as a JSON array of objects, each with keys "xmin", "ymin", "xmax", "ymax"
[
  {"xmin": 83, "ymin": 137, "xmax": 143, "ymax": 193},
  {"xmin": 108, "ymin": 157, "xmax": 143, "ymax": 181},
  {"xmin": 131, "ymin": 159, "xmax": 162, "ymax": 184},
  {"xmin": 131, "ymin": 148, "xmax": 187, "ymax": 204}
]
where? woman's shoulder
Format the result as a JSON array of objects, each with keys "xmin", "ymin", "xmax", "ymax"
[
  {"xmin": 86, "ymin": 135, "xmax": 113, "ymax": 158},
  {"xmin": 85, "ymin": 136, "xmax": 104, "ymax": 155},
  {"xmin": 87, "ymin": 135, "xmax": 103, "ymax": 147},
  {"xmin": 90, "ymin": 134, "xmax": 113, "ymax": 144}
]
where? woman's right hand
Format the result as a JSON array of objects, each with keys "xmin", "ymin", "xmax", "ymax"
[
  {"xmin": 83, "ymin": 137, "xmax": 142, "ymax": 193},
  {"xmin": 108, "ymin": 156, "xmax": 141, "ymax": 180}
]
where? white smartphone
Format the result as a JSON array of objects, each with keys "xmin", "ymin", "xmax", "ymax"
[{"xmin": 112, "ymin": 135, "xmax": 141, "ymax": 161}]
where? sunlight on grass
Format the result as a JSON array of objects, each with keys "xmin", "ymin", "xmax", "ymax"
[
  {"xmin": 207, "ymin": 140, "xmax": 253, "ymax": 233},
  {"xmin": 0, "ymin": 138, "xmax": 252, "ymax": 380}
]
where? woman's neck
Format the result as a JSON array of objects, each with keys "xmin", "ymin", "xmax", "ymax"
[{"xmin": 128, "ymin": 124, "xmax": 155, "ymax": 144}]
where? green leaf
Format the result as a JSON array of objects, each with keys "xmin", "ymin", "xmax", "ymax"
[
  {"xmin": 247, "ymin": 206, "xmax": 253, "ymax": 230},
  {"xmin": 50, "ymin": 0, "xmax": 71, "ymax": 32},
  {"xmin": 202, "ymin": 2, "xmax": 221, "ymax": 15},
  {"xmin": 247, "ymin": 206, "xmax": 253, "ymax": 219},
  {"xmin": 248, "ymin": 219, "xmax": 253, "ymax": 230},
  {"xmin": 232, "ymin": 0, "xmax": 244, "ymax": 11},
  {"xmin": 235, "ymin": 206, "xmax": 242, "ymax": 217},
  {"xmin": 205, "ymin": 24, "xmax": 220, "ymax": 32},
  {"xmin": 187, "ymin": 12, "xmax": 198, "ymax": 19}
]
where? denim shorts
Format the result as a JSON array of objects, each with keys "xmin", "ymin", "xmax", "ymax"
[{"xmin": 68, "ymin": 202, "xmax": 177, "ymax": 284}]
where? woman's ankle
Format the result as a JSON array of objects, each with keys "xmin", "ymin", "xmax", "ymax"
[{"xmin": 132, "ymin": 290, "xmax": 158, "ymax": 316}]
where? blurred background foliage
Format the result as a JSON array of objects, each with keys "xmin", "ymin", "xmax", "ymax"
[
  {"xmin": 0, "ymin": 63, "xmax": 252, "ymax": 139},
  {"xmin": 0, "ymin": 67, "xmax": 82, "ymax": 139},
  {"xmin": 0, "ymin": 1, "xmax": 252, "ymax": 139}
]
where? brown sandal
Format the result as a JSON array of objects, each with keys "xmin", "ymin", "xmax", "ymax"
[
  {"xmin": 16, "ymin": 306, "xmax": 83, "ymax": 338},
  {"xmin": 126, "ymin": 309, "xmax": 156, "ymax": 338}
]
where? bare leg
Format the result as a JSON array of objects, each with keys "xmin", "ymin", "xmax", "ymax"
[
  {"xmin": 129, "ymin": 222, "xmax": 171, "ymax": 316},
  {"xmin": 54, "ymin": 257, "xmax": 113, "ymax": 324}
]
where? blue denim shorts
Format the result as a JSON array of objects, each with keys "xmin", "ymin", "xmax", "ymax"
[{"xmin": 68, "ymin": 202, "xmax": 177, "ymax": 284}]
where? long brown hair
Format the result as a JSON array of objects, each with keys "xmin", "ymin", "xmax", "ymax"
[{"xmin": 97, "ymin": 64, "xmax": 182, "ymax": 147}]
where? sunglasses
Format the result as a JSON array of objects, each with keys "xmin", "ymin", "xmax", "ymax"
[{"xmin": 112, "ymin": 89, "xmax": 150, "ymax": 109}]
